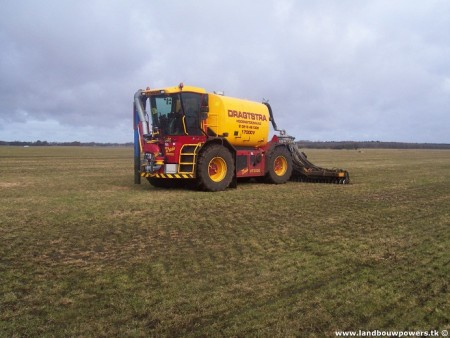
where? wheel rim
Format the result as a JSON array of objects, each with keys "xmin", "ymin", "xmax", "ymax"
[
  {"xmin": 208, "ymin": 157, "xmax": 227, "ymax": 182},
  {"xmin": 274, "ymin": 156, "xmax": 288, "ymax": 176}
]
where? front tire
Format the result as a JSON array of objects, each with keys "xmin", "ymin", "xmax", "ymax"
[
  {"xmin": 197, "ymin": 144, "xmax": 234, "ymax": 191},
  {"xmin": 265, "ymin": 146, "xmax": 293, "ymax": 184}
]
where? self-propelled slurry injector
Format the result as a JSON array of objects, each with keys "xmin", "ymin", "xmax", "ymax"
[{"xmin": 133, "ymin": 83, "xmax": 349, "ymax": 191}]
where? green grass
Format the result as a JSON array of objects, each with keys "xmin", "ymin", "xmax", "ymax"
[{"xmin": 1, "ymin": 147, "xmax": 449, "ymax": 337}]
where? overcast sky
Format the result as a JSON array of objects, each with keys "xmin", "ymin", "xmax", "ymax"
[{"xmin": 1, "ymin": 0, "xmax": 450, "ymax": 143}]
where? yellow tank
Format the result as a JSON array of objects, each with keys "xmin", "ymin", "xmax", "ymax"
[{"xmin": 206, "ymin": 94, "xmax": 270, "ymax": 147}]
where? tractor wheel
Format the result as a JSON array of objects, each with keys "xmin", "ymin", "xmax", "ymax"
[
  {"xmin": 265, "ymin": 146, "xmax": 293, "ymax": 184},
  {"xmin": 197, "ymin": 144, "xmax": 234, "ymax": 191}
]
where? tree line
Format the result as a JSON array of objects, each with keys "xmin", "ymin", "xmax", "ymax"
[
  {"xmin": 1, "ymin": 140, "xmax": 449, "ymax": 149},
  {"xmin": 296, "ymin": 140, "xmax": 450, "ymax": 149},
  {"xmin": 0, "ymin": 140, "xmax": 133, "ymax": 147}
]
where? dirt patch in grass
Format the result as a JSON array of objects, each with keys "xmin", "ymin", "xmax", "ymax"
[{"xmin": 0, "ymin": 182, "xmax": 21, "ymax": 188}]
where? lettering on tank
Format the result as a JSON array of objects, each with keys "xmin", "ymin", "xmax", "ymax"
[{"xmin": 227, "ymin": 109, "xmax": 267, "ymax": 132}]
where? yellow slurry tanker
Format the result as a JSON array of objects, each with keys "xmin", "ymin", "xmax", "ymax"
[{"xmin": 133, "ymin": 83, "xmax": 349, "ymax": 191}]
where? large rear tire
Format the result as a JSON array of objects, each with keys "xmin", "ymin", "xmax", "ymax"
[
  {"xmin": 265, "ymin": 146, "xmax": 293, "ymax": 184},
  {"xmin": 197, "ymin": 144, "xmax": 234, "ymax": 191}
]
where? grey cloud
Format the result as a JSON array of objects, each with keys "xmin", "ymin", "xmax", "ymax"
[{"xmin": 1, "ymin": 0, "xmax": 449, "ymax": 142}]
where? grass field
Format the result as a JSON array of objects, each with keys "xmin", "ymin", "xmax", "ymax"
[{"xmin": 1, "ymin": 146, "xmax": 449, "ymax": 337}]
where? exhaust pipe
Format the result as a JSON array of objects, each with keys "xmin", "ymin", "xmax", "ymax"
[
  {"xmin": 134, "ymin": 89, "xmax": 150, "ymax": 135},
  {"xmin": 263, "ymin": 101, "xmax": 290, "ymax": 139}
]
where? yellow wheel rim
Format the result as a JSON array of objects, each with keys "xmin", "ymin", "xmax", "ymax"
[
  {"xmin": 208, "ymin": 157, "xmax": 227, "ymax": 182},
  {"xmin": 274, "ymin": 156, "xmax": 288, "ymax": 176}
]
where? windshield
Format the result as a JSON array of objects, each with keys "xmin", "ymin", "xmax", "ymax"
[{"xmin": 149, "ymin": 93, "xmax": 203, "ymax": 136}]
